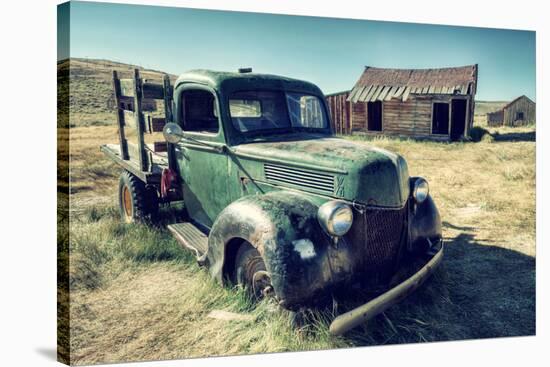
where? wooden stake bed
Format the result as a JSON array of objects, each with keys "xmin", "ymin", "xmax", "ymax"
[{"xmin": 102, "ymin": 68, "xmax": 178, "ymax": 191}]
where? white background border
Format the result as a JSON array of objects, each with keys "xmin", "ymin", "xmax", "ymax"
[{"xmin": 0, "ymin": 0, "xmax": 546, "ymax": 366}]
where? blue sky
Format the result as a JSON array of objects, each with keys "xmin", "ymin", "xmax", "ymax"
[{"xmin": 59, "ymin": 1, "xmax": 536, "ymax": 101}]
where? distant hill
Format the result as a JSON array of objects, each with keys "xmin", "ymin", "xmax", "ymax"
[
  {"xmin": 474, "ymin": 100, "xmax": 508, "ymax": 116},
  {"xmin": 58, "ymin": 58, "xmax": 176, "ymax": 128}
]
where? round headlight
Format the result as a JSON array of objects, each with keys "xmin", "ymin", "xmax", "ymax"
[
  {"xmin": 317, "ymin": 201, "xmax": 353, "ymax": 237},
  {"xmin": 412, "ymin": 178, "xmax": 429, "ymax": 203}
]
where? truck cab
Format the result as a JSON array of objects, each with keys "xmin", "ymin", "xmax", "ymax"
[{"xmin": 170, "ymin": 69, "xmax": 333, "ymax": 228}]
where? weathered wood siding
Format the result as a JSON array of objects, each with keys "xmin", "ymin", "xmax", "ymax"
[
  {"xmin": 351, "ymin": 102, "xmax": 366, "ymax": 132},
  {"xmin": 503, "ymin": 96, "xmax": 536, "ymax": 126},
  {"xmin": 487, "ymin": 110, "xmax": 504, "ymax": 126},
  {"xmin": 326, "ymin": 92, "xmax": 351, "ymax": 134},
  {"xmin": 381, "ymin": 96, "xmax": 433, "ymax": 137},
  {"xmin": 346, "ymin": 95, "xmax": 472, "ymax": 140}
]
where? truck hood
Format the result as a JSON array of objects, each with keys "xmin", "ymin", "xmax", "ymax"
[{"xmin": 234, "ymin": 134, "xmax": 410, "ymax": 207}]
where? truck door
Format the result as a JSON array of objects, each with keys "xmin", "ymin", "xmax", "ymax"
[{"xmin": 175, "ymin": 85, "xmax": 230, "ymax": 229}]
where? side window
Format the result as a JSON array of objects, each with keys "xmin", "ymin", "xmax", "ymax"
[
  {"xmin": 516, "ymin": 111, "xmax": 524, "ymax": 121},
  {"xmin": 180, "ymin": 89, "xmax": 219, "ymax": 134}
]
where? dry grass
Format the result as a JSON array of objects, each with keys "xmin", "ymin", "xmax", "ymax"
[{"xmin": 60, "ymin": 59, "xmax": 535, "ymax": 365}]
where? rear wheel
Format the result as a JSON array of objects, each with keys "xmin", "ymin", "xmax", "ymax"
[
  {"xmin": 233, "ymin": 242, "xmax": 273, "ymax": 299},
  {"xmin": 118, "ymin": 171, "xmax": 158, "ymax": 223}
]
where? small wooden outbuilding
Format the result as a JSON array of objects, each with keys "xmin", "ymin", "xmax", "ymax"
[
  {"xmin": 326, "ymin": 65, "xmax": 478, "ymax": 141},
  {"xmin": 325, "ymin": 90, "xmax": 352, "ymax": 134},
  {"xmin": 487, "ymin": 95, "xmax": 535, "ymax": 127}
]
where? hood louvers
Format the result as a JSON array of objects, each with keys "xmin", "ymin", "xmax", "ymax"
[{"xmin": 264, "ymin": 163, "xmax": 335, "ymax": 195}]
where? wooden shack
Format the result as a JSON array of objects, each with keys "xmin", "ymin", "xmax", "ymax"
[
  {"xmin": 486, "ymin": 95, "xmax": 535, "ymax": 126},
  {"xmin": 326, "ymin": 65, "xmax": 478, "ymax": 141}
]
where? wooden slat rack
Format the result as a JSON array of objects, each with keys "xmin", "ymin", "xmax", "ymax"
[{"xmin": 101, "ymin": 68, "xmax": 179, "ymax": 188}]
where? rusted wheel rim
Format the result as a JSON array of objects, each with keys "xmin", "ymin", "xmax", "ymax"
[
  {"xmin": 252, "ymin": 270, "xmax": 273, "ymax": 299},
  {"xmin": 238, "ymin": 257, "xmax": 273, "ymax": 299},
  {"xmin": 122, "ymin": 185, "xmax": 132, "ymax": 222}
]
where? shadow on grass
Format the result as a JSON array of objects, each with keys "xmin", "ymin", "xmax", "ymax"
[
  {"xmin": 154, "ymin": 202, "xmax": 189, "ymax": 226},
  {"xmin": 492, "ymin": 131, "xmax": 536, "ymax": 142},
  {"xmin": 344, "ymin": 127, "xmax": 535, "ymax": 145},
  {"xmin": 332, "ymin": 225, "xmax": 535, "ymax": 346},
  {"xmin": 442, "ymin": 221, "xmax": 476, "ymax": 231}
]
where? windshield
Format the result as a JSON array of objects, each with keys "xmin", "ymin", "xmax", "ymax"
[{"xmin": 229, "ymin": 90, "xmax": 328, "ymax": 133}]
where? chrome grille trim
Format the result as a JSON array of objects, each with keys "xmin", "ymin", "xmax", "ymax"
[{"xmin": 264, "ymin": 163, "xmax": 335, "ymax": 194}]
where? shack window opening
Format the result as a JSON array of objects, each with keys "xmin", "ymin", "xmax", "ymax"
[
  {"xmin": 516, "ymin": 111, "xmax": 525, "ymax": 121},
  {"xmin": 367, "ymin": 101, "xmax": 382, "ymax": 131},
  {"xmin": 180, "ymin": 89, "xmax": 219, "ymax": 134},
  {"xmin": 432, "ymin": 102, "xmax": 449, "ymax": 135}
]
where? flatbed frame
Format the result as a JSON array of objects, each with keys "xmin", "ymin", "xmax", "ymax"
[{"xmin": 101, "ymin": 143, "xmax": 168, "ymax": 184}]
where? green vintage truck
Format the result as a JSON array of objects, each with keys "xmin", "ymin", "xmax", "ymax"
[{"xmin": 101, "ymin": 68, "xmax": 443, "ymax": 335}]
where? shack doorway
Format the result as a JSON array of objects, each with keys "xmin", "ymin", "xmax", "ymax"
[
  {"xmin": 367, "ymin": 101, "xmax": 382, "ymax": 131},
  {"xmin": 451, "ymin": 99, "xmax": 467, "ymax": 141},
  {"xmin": 432, "ymin": 102, "xmax": 449, "ymax": 135}
]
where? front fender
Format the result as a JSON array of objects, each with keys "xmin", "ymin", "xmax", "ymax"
[
  {"xmin": 207, "ymin": 191, "xmax": 342, "ymax": 308},
  {"xmin": 408, "ymin": 195, "xmax": 442, "ymax": 253}
]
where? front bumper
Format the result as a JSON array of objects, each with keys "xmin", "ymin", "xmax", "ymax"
[{"xmin": 329, "ymin": 241, "xmax": 444, "ymax": 336}]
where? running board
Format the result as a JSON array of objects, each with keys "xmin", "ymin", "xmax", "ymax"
[{"xmin": 167, "ymin": 222, "xmax": 209, "ymax": 262}]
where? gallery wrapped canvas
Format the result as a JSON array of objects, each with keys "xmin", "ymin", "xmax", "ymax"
[{"xmin": 57, "ymin": 1, "xmax": 536, "ymax": 365}]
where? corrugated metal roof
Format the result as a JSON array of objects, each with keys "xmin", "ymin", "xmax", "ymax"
[{"xmin": 347, "ymin": 65, "xmax": 478, "ymax": 102}]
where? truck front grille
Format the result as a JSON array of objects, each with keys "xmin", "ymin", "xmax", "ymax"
[
  {"xmin": 347, "ymin": 204, "xmax": 408, "ymax": 278},
  {"xmin": 364, "ymin": 206, "xmax": 407, "ymax": 269},
  {"xmin": 264, "ymin": 163, "xmax": 334, "ymax": 195}
]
